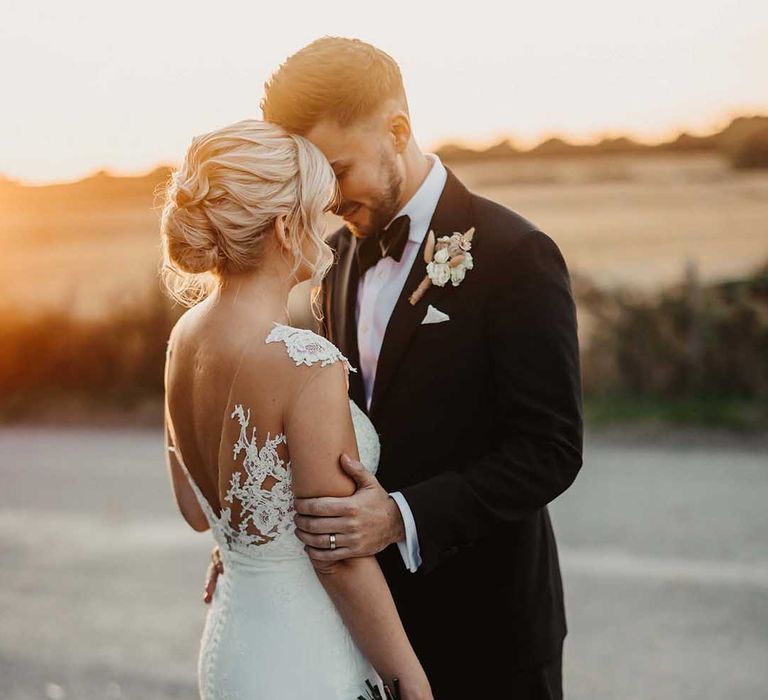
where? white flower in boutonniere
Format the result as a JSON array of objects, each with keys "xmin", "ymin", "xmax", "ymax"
[{"xmin": 408, "ymin": 227, "xmax": 475, "ymax": 305}]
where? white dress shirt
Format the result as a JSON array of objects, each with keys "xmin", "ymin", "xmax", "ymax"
[{"xmin": 355, "ymin": 153, "xmax": 448, "ymax": 573}]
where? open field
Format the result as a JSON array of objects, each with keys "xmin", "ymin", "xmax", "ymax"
[
  {"xmin": 1, "ymin": 153, "xmax": 767, "ymax": 318},
  {"xmin": 1, "ymin": 424, "xmax": 767, "ymax": 699}
]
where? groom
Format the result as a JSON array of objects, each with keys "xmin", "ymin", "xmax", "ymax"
[{"xmin": 207, "ymin": 37, "xmax": 583, "ymax": 699}]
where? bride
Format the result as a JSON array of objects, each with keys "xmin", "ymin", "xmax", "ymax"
[{"xmin": 160, "ymin": 119, "xmax": 432, "ymax": 699}]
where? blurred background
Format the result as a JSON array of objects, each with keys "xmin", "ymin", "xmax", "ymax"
[{"xmin": 1, "ymin": 1, "xmax": 767, "ymax": 698}]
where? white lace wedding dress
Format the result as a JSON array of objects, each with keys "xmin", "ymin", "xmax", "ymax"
[{"xmin": 167, "ymin": 322, "xmax": 386, "ymax": 699}]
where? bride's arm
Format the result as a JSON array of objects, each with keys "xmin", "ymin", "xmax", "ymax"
[
  {"xmin": 284, "ymin": 361, "xmax": 432, "ymax": 700},
  {"xmin": 164, "ymin": 404, "xmax": 209, "ymax": 533},
  {"xmin": 163, "ymin": 333, "xmax": 209, "ymax": 533}
]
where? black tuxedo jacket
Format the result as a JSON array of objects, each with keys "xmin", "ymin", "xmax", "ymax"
[{"xmin": 320, "ymin": 168, "xmax": 583, "ymax": 688}]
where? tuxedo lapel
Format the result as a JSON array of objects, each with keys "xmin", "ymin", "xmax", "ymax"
[
  {"xmin": 369, "ymin": 168, "xmax": 474, "ymax": 422},
  {"xmin": 333, "ymin": 233, "xmax": 367, "ymax": 411}
]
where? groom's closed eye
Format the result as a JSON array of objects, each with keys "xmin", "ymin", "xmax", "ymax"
[
  {"xmin": 335, "ymin": 199, "xmax": 360, "ymax": 218},
  {"xmin": 330, "ymin": 198, "xmax": 349, "ymax": 217},
  {"xmin": 331, "ymin": 159, "xmax": 351, "ymax": 181}
]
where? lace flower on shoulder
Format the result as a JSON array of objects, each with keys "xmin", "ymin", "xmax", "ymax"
[{"xmin": 265, "ymin": 322, "xmax": 357, "ymax": 374}]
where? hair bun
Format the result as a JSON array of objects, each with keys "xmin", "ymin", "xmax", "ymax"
[
  {"xmin": 160, "ymin": 119, "xmax": 337, "ymax": 309},
  {"xmin": 163, "ymin": 200, "xmax": 220, "ymax": 275}
]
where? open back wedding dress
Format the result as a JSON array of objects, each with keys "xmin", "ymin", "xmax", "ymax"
[{"xmin": 165, "ymin": 322, "xmax": 385, "ymax": 699}]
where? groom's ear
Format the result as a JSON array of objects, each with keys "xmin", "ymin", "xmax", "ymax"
[{"xmin": 389, "ymin": 111, "xmax": 412, "ymax": 154}]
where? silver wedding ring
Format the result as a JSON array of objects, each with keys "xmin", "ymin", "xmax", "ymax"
[{"xmin": 329, "ymin": 533, "xmax": 337, "ymax": 550}]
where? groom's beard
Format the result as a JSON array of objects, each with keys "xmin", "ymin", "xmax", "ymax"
[{"xmin": 340, "ymin": 154, "xmax": 402, "ymax": 240}]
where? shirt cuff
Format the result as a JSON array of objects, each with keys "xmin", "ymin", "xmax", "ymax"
[{"xmin": 388, "ymin": 491, "xmax": 422, "ymax": 573}]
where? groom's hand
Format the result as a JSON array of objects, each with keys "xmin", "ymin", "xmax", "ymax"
[
  {"xmin": 203, "ymin": 546, "xmax": 223, "ymax": 604},
  {"xmin": 293, "ymin": 454, "xmax": 405, "ymax": 562}
]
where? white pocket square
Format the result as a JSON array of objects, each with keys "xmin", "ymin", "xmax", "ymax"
[{"xmin": 420, "ymin": 304, "xmax": 450, "ymax": 325}]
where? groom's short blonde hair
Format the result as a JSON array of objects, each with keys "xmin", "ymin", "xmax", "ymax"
[{"xmin": 261, "ymin": 37, "xmax": 407, "ymax": 134}]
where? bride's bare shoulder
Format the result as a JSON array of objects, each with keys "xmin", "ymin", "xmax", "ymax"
[
  {"xmin": 165, "ymin": 299, "xmax": 215, "ymax": 352},
  {"xmin": 167, "ymin": 316, "xmax": 355, "ymax": 399}
]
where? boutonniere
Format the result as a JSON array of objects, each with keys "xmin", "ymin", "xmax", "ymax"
[{"xmin": 408, "ymin": 226, "xmax": 475, "ymax": 305}]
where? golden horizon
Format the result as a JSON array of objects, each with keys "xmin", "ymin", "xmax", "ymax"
[{"xmin": 5, "ymin": 104, "xmax": 765, "ymax": 188}]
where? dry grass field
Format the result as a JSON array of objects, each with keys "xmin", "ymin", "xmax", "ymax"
[
  {"xmin": 1, "ymin": 153, "xmax": 766, "ymax": 320},
  {"xmin": 451, "ymin": 153, "xmax": 768, "ymax": 291}
]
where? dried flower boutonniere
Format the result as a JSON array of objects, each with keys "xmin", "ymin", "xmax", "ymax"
[{"xmin": 408, "ymin": 226, "xmax": 475, "ymax": 305}]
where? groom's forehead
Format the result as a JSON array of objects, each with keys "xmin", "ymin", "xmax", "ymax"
[{"xmin": 304, "ymin": 117, "xmax": 378, "ymax": 161}]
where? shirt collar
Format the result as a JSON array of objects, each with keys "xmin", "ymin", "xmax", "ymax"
[{"xmin": 385, "ymin": 153, "xmax": 448, "ymax": 244}]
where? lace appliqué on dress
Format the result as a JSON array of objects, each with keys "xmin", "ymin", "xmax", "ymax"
[
  {"xmin": 221, "ymin": 404, "xmax": 294, "ymax": 548},
  {"xmin": 265, "ymin": 322, "xmax": 357, "ymax": 374}
]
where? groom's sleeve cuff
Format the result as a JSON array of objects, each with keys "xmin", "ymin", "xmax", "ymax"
[{"xmin": 388, "ymin": 491, "xmax": 422, "ymax": 573}]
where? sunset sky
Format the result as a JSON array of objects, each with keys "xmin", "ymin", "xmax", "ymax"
[{"xmin": 2, "ymin": 0, "xmax": 767, "ymax": 184}]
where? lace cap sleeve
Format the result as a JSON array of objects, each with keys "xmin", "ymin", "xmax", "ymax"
[{"xmin": 265, "ymin": 322, "xmax": 357, "ymax": 375}]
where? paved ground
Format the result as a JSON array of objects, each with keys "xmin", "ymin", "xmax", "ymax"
[{"xmin": 1, "ymin": 425, "xmax": 767, "ymax": 699}]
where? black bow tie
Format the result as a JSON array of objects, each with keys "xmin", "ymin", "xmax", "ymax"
[{"xmin": 355, "ymin": 214, "xmax": 411, "ymax": 277}]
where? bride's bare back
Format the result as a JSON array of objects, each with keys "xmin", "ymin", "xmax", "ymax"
[{"xmin": 163, "ymin": 299, "xmax": 357, "ymax": 547}]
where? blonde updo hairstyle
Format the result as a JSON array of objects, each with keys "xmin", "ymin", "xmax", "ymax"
[{"xmin": 159, "ymin": 119, "xmax": 337, "ymax": 314}]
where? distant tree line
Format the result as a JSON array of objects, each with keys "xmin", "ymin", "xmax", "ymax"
[
  {"xmin": 436, "ymin": 115, "xmax": 768, "ymax": 170},
  {"xmin": 1, "ymin": 116, "xmax": 765, "ymax": 195}
]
